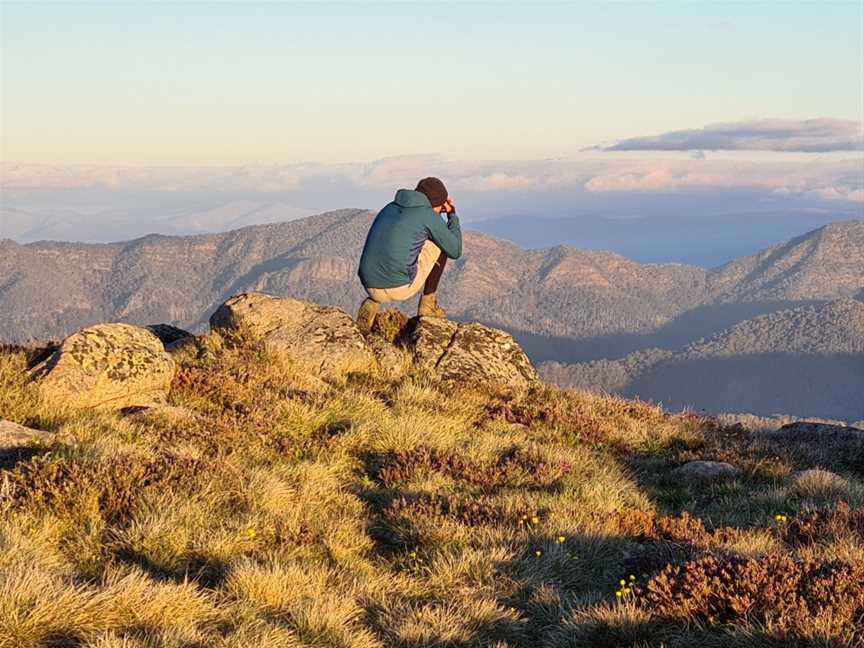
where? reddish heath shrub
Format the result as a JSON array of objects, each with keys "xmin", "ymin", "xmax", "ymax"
[
  {"xmin": 381, "ymin": 493, "xmax": 508, "ymax": 547},
  {"xmin": 782, "ymin": 502, "xmax": 864, "ymax": 547},
  {"xmin": 643, "ymin": 553, "xmax": 864, "ymax": 642},
  {"xmin": 387, "ymin": 493, "xmax": 504, "ymax": 528},
  {"xmin": 482, "ymin": 394, "xmax": 610, "ymax": 444},
  {"xmin": 8, "ymin": 451, "xmax": 210, "ymax": 521},
  {"xmin": 375, "ymin": 444, "xmax": 571, "ymax": 493},
  {"xmin": 597, "ymin": 509, "xmax": 739, "ymax": 548}
]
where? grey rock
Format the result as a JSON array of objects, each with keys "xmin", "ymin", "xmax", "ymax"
[
  {"xmin": 0, "ymin": 420, "xmax": 52, "ymax": 447},
  {"xmin": 29, "ymin": 323, "xmax": 175, "ymax": 410},
  {"xmin": 209, "ymin": 292, "xmax": 373, "ymax": 374},
  {"xmin": 365, "ymin": 336, "xmax": 406, "ymax": 376},
  {"xmin": 767, "ymin": 421, "xmax": 864, "ymax": 444},
  {"xmin": 672, "ymin": 460, "xmax": 741, "ymax": 481},
  {"xmin": 406, "ymin": 317, "xmax": 538, "ymax": 388}
]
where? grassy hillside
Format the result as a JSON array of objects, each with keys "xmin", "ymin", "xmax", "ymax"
[{"xmin": 2, "ymin": 331, "xmax": 863, "ymax": 647}]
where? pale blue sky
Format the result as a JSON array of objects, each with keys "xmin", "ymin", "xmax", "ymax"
[{"xmin": 2, "ymin": 1, "xmax": 863, "ymax": 164}]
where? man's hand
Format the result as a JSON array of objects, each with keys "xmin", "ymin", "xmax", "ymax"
[{"xmin": 444, "ymin": 197, "xmax": 456, "ymax": 215}]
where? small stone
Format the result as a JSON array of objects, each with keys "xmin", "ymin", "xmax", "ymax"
[
  {"xmin": 0, "ymin": 420, "xmax": 52, "ymax": 447},
  {"xmin": 672, "ymin": 460, "xmax": 741, "ymax": 482}
]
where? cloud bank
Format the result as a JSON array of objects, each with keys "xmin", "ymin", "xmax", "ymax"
[
  {"xmin": 597, "ymin": 118, "xmax": 864, "ymax": 153},
  {"xmin": 2, "ymin": 149, "xmax": 862, "ymax": 205}
]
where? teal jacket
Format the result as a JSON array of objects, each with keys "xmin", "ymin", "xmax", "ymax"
[{"xmin": 358, "ymin": 189, "xmax": 463, "ymax": 289}]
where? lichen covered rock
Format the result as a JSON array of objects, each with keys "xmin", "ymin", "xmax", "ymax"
[
  {"xmin": 29, "ymin": 323, "xmax": 175, "ymax": 410},
  {"xmin": 406, "ymin": 317, "xmax": 538, "ymax": 388},
  {"xmin": 209, "ymin": 292, "xmax": 373, "ymax": 373}
]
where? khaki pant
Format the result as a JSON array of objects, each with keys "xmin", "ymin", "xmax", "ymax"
[{"xmin": 366, "ymin": 240, "xmax": 441, "ymax": 304}]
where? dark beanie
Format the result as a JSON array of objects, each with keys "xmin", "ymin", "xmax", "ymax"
[{"xmin": 415, "ymin": 177, "xmax": 448, "ymax": 207}]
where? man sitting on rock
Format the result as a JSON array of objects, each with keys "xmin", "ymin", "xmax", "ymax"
[{"xmin": 356, "ymin": 177, "xmax": 462, "ymax": 332}]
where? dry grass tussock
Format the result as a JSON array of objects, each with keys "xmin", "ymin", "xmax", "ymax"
[{"xmin": 1, "ymin": 336, "xmax": 863, "ymax": 648}]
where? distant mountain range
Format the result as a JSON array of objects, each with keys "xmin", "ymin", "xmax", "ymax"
[
  {"xmin": 472, "ymin": 208, "xmax": 864, "ymax": 267},
  {"xmin": 540, "ymin": 299, "xmax": 864, "ymax": 421},
  {"xmin": 1, "ymin": 213, "xmax": 861, "ymax": 420},
  {"xmin": 1, "ymin": 196, "xmax": 316, "ymax": 242}
]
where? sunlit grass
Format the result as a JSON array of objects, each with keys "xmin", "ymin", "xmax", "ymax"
[{"xmin": 1, "ymin": 336, "xmax": 862, "ymax": 647}]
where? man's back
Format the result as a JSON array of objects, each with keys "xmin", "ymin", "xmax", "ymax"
[{"xmin": 358, "ymin": 188, "xmax": 462, "ymax": 290}]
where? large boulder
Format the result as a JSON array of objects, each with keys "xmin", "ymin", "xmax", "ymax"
[
  {"xmin": 209, "ymin": 293, "xmax": 373, "ymax": 373},
  {"xmin": 405, "ymin": 317, "xmax": 538, "ymax": 388},
  {"xmin": 29, "ymin": 323, "xmax": 175, "ymax": 410}
]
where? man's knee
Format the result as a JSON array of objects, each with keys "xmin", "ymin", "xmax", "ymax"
[
  {"xmin": 366, "ymin": 287, "xmax": 390, "ymax": 304},
  {"xmin": 422, "ymin": 240, "xmax": 443, "ymax": 258},
  {"xmin": 367, "ymin": 285, "xmax": 413, "ymax": 304}
]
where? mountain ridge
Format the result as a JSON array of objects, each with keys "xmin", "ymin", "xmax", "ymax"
[
  {"xmin": 1, "ymin": 214, "xmax": 861, "ymax": 347},
  {"xmin": 1, "ymin": 212, "xmax": 862, "ymax": 421},
  {"xmin": 540, "ymin": 298, "xmax": 864, "ymax": 421}
]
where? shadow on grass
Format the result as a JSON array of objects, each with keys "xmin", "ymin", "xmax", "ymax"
[
  {"xmin": 112, "ymin": 546, "xmax": 231, "ymax": 590},
  {"xmin": 0, "ymin": 445, "xmax": 48, "ymax": 470}
]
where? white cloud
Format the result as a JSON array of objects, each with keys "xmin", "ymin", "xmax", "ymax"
[
  {"xmin": 2, "ymin": 151, "xmax": 862, "ymax": 205},
  {"xmin": 579, "ymin": 157, "xmax": 863, "ymax": 201},
  {"xmin": 805, "ymin": 187, "xmax": 864, "ymax": 203},
  {"xmin": 454, "ymin": 173, "xmax": 535, "ymax": 191}
]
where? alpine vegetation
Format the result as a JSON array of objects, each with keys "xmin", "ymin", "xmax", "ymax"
[{"xmin": 1, "ymin": 293, "xmax": 862, "ymax": 647}]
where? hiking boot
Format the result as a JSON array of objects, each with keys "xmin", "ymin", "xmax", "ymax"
[
  {"xmin": 356, "ymin": 298, "xmax": 380, "ymax": 333},
  {"xmin": 418, "ymin": 293, "xmax": 447, "ymax": 319}
]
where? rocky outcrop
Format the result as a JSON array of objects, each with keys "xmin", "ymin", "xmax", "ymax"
[
  {"xmin": 405, "ymin": 317, "xmax": 538, "ymax": 388},
  {"xmin": 207, "ymin": 293, "xmax": 538, "ymax": 387},
  {"xmin": 767, "ymin": 421, "xmax": 864, "ymax": 443},
  {"xmin": 29, "ymin": 323, "xmax": 175, "ymax": 410},
  {"xmin": 209, "ymin": 293, "xmax": 373, "ymax": 373}
]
